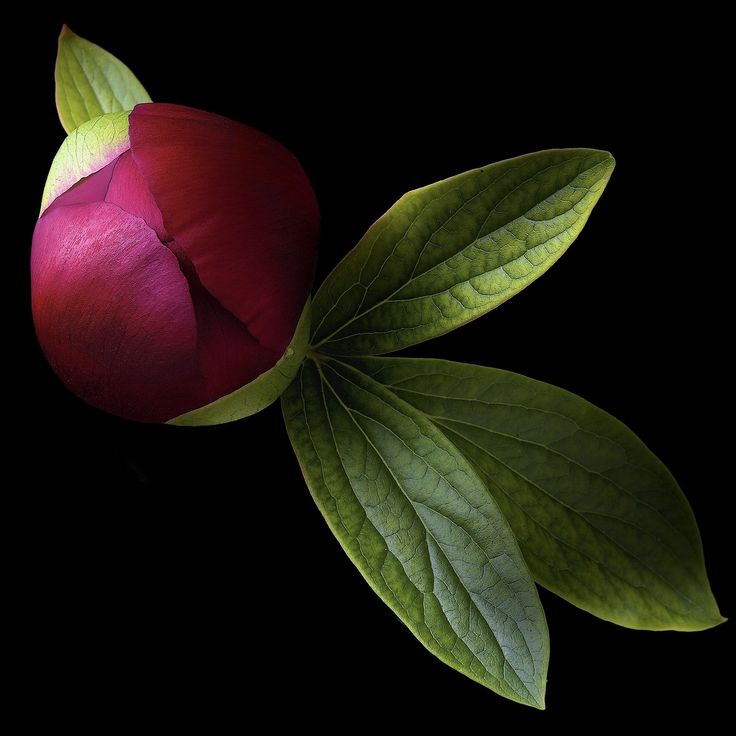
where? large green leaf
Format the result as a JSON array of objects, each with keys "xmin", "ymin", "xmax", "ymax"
[
  {"xmin": 351, "ymin": 355, "xmax": 724, "ymax": 631},
  {"xmin": 41, "ymin": 111, "xmax": 130, "ymax": 214},
  {"xmin": 282, "ymin": 357, "xmax": 549, "ymax": 707},
  {"xmin": 311, "ymin": 149, "xmax": 614, "ymax": 356},
  {"xmin": 168, "ymin": 301, "xmax": 311, "ymax": 426},
  {"xmin": 55, "ymin": 25, "xmax": 151, "ymax": 134}
]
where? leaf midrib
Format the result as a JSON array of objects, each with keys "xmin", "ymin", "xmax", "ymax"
[{"xmin": 71, "ymin": 42, "xmax": 107, "ymax": 122}]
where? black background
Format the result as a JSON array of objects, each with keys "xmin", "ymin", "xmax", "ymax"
[{"xmin": 14, "ymin": 11, "xmax": 731, "ymax": 728}]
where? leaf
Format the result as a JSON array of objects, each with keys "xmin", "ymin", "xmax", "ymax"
[
  {"xmin": 55, "ymin": 25, "xmax": 151, "ymax": 134},
  {"xmin": 310, "ymin": 149, "xmax": 614, "ymax": 356},
  {"xmin": 169, "ymin": 300, "xmax": 311, "ymax": 426},
  {"xmin": 352, "ymin": 355, "xmax": 725, "ymax": 631},
  {"xmin": 282, "ymin": 356, "xmax": 549, "ymax": 706},
  {"xmin": 40, "ymin": 111, "xmax": 131, "ymax": 214}
]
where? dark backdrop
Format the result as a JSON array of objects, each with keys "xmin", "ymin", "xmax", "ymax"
[{"xmin": 14, "ymin": 12, "xmax": 730, "ymax": 728}]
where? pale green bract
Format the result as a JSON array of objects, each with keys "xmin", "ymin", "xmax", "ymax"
[
  {"xmin": 311, "ymin": 149, "xmax": 614, "ymax": 356},
  {"xmin": 348, "ymin": 356, "xmax": 725, "ymax": 632},
  {"xmin": 282, "ymin": 357, "xmax": 549, "ymax": 708},
  {"xmin": 40, "ymin": 111, "xmax": 130, "ymax": 214},
  {"xmin": 55, "ymin": 25, "xmax": 151, "ymax": 134},
  {"xmin": 169, "ymin": 301, "xmax": 312, "ymax": 426}
]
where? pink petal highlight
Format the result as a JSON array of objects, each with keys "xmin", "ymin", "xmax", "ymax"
[
  {"xmin": 105, "ymin": 151, "xmax": 169, "ymax": 240},
  {"xmin": 32, "ymin": 203, "xmax": 205, "ymax": 422},
  {"xmin": 43, "ymin": 158, "xmax": 117, "ymax": 217}
]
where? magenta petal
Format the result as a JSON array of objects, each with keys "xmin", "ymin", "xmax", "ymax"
[
  {"xmin": 31, "ymin": 203, "xmax": 208, "ymax": 423},
  {"xmin": 129, "ymin": 103, "xmax": 319, "ymax": 354},
  {"xmin": 105, "ymin": 151, "xmax": 169, "ymax": 240},
  {"xmin": 43, "ymin": 158, "xmax": 118, "ymax": 217}
]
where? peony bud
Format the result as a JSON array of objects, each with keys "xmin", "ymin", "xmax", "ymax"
[{"xmin": 32, "ymin": 103, "xmax": 319, "ymax": 424}]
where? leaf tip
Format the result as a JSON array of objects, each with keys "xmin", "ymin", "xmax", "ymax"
[
  {"xmin": 520, "ymin": 676, "xmax": 547, "ymax": 709},
  {"xmin": 581, "ymin": 148, "xmax": 615, "ymax": 173},
  {"xmin": 680, "ymin": 594, "xmax": 728, "ymax": 631},
  {"xmin": 583, "ymin": 149, "xmax": 615, "ymax": 193},
  {"xmin": 591, "ymin": 149, "xmax": 615, "ymax": 172},
  {"xmin": 59, "ymin": 24, "xmax": 76, "ymax": 42},
  {"xmin": 702, "ymin": 610, "xmax": 728, "ymax": 630}
]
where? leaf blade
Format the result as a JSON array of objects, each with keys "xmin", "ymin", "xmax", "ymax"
[
  {"xmin": 353, "ymin": 356, "xmax": 724, "ymax": 631},
  {"xmin": 55, "ymin": 25, "xmax": 151, "ymax": 134},
  {"xmin": 282, "ymin": 357, "xmax": 549, "ymax": 706},
  {"xmin": 311, "ymin": 149, "xmax": 614, "ymax": 355}
]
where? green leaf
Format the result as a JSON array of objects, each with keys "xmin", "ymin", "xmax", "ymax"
[
  {"xmin": 55, "ymin": 25, "xmax": 151, "ymax": 134},
  {"xmin": 352, "ymin": 355, "xmax": 724, "ymax": 631},
  {"xmin": 282, "ymin": 356, "xmax": 549, "ymax": 706},
  {"xmin": 168, "ymin": 300, "xmax": 311, "ymax": 426},
  {"xmin": 311, "ymin": 149, "xmax": 614, "ymax": 356},
  {"xmin": 40, "ymin": 111, "xmax": 131, "ymax": 214}
]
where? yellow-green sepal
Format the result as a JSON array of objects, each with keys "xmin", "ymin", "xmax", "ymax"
[
  {"xmin": 168, "ymin": 300, "xmax": 312, "ymax": 426},
  {"xmin": 40, "ymin": 111, "xmax": 131, "ymax": 215}
]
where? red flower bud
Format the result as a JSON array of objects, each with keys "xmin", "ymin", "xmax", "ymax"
[{"xmin": 32, "ymin": 104, "xmax": 319, "ymax": 423}]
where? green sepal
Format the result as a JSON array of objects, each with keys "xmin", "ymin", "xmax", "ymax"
[
  {"xmin": 169, "ymin": 300, "xmax": 312, "ymax": 426},
  {"xmin": 40, "ymin": 111, "xmax": 131, "ymax": 215}
]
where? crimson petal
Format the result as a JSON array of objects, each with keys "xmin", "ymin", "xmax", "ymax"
[
  {"xmin": 129, "ymin": 103, "xmax": 319, "ymax": 354},
  {"xmin": 105, "ymin": 151, "xmax": 169, "ymax": 240},
  {"xmin": 162, "ymin": 237, "xmax": 283, "ymax": 406}
]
